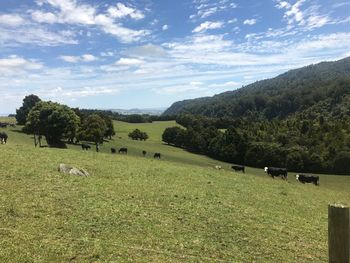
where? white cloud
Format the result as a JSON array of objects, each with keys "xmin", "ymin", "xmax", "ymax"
[
  {"xmin": 60, "ymin": 56, "xmax": 80, "ymax": 63},
  {"xmin": 51, "ymin": 86, "xmax": 116, "ymax": 98},
  {"xmin": 0, "ymin": 14, "xmax": 26, "ymax": 27},
  {"xmin": 31, "ymin": 11, "xmax": 58, "ymax": 24},
  {"xmin": 124, "ymin": 44, "xmax": 167, "ymax": 58},
  {"xmin": 31, "ymin": 0, "xmax": 149, "ymax": 43},
  {"xmin": 0, "ymin": 26, "xmax": 77, "ymax": 46},
  {"xmin": 60, "ymin": 54, "xmax": 97, "ymax": 63},
  {"xmin": 82, "ymin": 54, "xmax": 97, "ymax": 62},
  {"xmin": 191, "ymin": 0, "xmax": 238, "ymax": 20},
  {"xmin": 94, "ymin": 14, "xmax": 149, "ymax": 43},
  {"xmin": 107, "ymin": 3, "xmax": 144, "ymax": 20},
  {"xmin": 209, "ymin": 81, "xmax": 239, "ymax": 88},
  {"xmin": 116, "ymin": 58, "xmax": 145, "ymax": 66},
  {"xmin": 228, "ymin": 18, "xmax": 237, "ymax": 24},
  {"xmin": 162, "ymin": 24, "xmax": 169, "ymax": 31},
  {"xmin": 0, "ymin": 56, "xmax": 42, "ymax": 76},
  {"xmin": 243, "ymin": 19, "xmax": 257, "ymax": 25},
  {"xmin": 193, "ymin": 21, "xmax": 223, "ymax": 33}
]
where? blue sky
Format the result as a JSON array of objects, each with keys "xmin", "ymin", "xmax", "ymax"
[{"xmin": 0, "ymin": 0, "xmax": 349, "ymax": 114}]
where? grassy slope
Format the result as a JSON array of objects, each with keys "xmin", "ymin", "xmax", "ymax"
[{"xmin": 0, "ymin": 119, "xmax": 350, "ymax": 262}]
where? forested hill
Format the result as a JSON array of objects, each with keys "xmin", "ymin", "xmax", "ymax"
[{"xmin": 163, "ymin": 57, "xmax": 350, "ymax": 120}]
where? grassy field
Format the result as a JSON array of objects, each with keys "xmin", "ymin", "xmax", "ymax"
[{"xmin": 0, "ymin": 118, "xmax": 349, "ymax": 262}]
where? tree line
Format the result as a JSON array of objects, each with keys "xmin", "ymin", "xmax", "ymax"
[
  {"xmin": 16, "ymin": 95, "xmax": 115, "ymax": 150},
  {"xmin": 162, "ymin": 114, "xmax": 350, "ymax": 174}
]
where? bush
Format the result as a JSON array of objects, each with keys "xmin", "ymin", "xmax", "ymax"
[{"xmin": 128, "ymin": 129, "xmax": 149, "ymax": 141}]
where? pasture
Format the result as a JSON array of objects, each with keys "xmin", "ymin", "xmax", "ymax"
[{"xmin": 0, "ymin": 118, "xmax": 350, "ymax": 262}]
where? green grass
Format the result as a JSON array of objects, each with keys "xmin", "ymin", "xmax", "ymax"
[{"xmin": 0, "ymin": 118, "xmax": 349, "ymax": 262}]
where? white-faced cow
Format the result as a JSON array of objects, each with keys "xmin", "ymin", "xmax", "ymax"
[
  {"xmin": 119, "ymin": 147, "xmax": 128, "ymax": 154},
  {"xmin": 0, "ymin": 132, "xmax": 8, "ymax": 144},
  {"xmin": 264, "ymin": 167, "xmax": 288, "ymax": 180},
  {"xmin": 215, "ymin": 165, "xmax": 222, "ymax": 170},
  {"xmin": 232, "ymin": 165, "xmax": 245, "ymax": 173},
  {"xmin": 296, "ymin": 174, "xmax": 319, "ymax": 186}
]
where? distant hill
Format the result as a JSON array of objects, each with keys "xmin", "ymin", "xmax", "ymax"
[
  {"xmin": 163, "ymin": 57, "xmax": 350, "ymax": 120},
  {"xmin": 109, "ymin": 107, "xmax": 166, "ymax": 116}
]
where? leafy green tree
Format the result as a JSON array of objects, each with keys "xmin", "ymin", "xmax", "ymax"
[
  {"xmin": 98, "ymin": 114, "xmax": 116, "ymax": 139},
  {"xmin": 333, "ymin": 151, "xmax": 350, "ymax": 174},
  {"xmin": 78, "ymin": 114, "xmax": 107, "ymax": 151},
  {"xmin": 162, "ymin": 127, "xmax": 184, "ymax": 145},
  {"xmin": 286, "ymin": 150, "xmax": 304, "ymax": 172},
  {"xmin": 128, "ymin": 129, "xmax": 149, "ymax": 141},
  {"xmin": 16, "ymin": 95, "xmax": 41, "ymax": 125},
  {"xmin": 25, "ymin": 101, "xmax": 80, "ymax": 147}
]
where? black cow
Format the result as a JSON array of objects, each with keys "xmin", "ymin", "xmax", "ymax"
[
  {"xmin": 232, "ymin": 165, "xmax": 245, "ymax": 173},
  {"xmin": 111, "ymin": 148, "xmax": 116, "ymax": 154},
  {"xmin": 154, "ymin": 153, "xmax": 161, "ymax": 159},
  {"xmin": 119, "ymin": 147, "xmax": 128, "ymax": 154},
  {"xmin": 296, "ymin": 174, "xmax": 319, "ymax": 186},
  {"xmin": 0, "ymin": 123, "xmax": 8, "ymax": 128},
  {"xmin": 81, "ymin": 143, "xmax": 91, "ymax": 150},
  {"xmin": 264, "ymin": 167, "xmax": 288, "ymax": 180},
  {"xmin": 142, "ymin": 150, "xmax": 147, "ymax": 157},
  {"xmin": 0, "ymin": 132, "xmax": 8, "ymax": 144}
]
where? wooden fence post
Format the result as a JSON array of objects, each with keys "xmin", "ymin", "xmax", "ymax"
[{"xmin": 328, "ymin": 204, "xmax": 350, "ymax": 263}]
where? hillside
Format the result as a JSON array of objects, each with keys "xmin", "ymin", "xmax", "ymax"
[
  {"xmin": 1, "ymin": 129, "xmax": 350, "ymax": 262},
  {"xmin": 163, "ymin": 57, "xmax": 350, "ymax": 120}
]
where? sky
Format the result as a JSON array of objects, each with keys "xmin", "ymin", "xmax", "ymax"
[{"xmin": 0, "ymin": 0, "xmax": 350, "ymax": 114}]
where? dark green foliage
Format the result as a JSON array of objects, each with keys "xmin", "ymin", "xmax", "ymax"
[
  {"xmin": 25, "ymin": 101, "xmax": 80, "ymax": 147},
  {"xmin": 162, "ymin": 127, "xmax": 185, "ymax": 145},
  {"xmin": 16, "ymin": 94, "xmax": 41, "ymax": 125},
  {"xmin": 161, "ymin": 57, "xmax": 350, "ymax": 174},
  {"xmin": 161, "ymin": 113, "xmax": 350, "ymax": 174},
  {"xmin": 128, "ymin": 129, "xmax": 149, "ymax": 141},
  {"xmin": 78, "ymin": 114, "xmax": 107, "ymax": 148},
  {"xmin": 164, "ymin": 57, "xmax": 350, "ymax": 119},
  {"xmin": 333, "ymin": 151, "xmax": 350, "ymax": 175}
]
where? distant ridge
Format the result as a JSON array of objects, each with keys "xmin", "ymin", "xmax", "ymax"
[
  {"xmin": 163, "ymin": 56, "xmax": 350, "ymax": 119},
  {"xmin": 108, "ymin": 107, "xmax": 166, "ymax": 116}
]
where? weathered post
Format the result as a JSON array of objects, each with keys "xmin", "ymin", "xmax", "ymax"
[{"xmin": 328, "ymin": 204, "xmax": 350, "ymax": 263}]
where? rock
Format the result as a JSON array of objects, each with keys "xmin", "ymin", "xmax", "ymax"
[{"xmin": 58, "ymin": 163, "xmax": 89, "ymax": 176}]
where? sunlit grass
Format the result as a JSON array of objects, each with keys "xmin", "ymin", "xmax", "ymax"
[{"xmin": 0, "ymin": 118, "xmax": 349, "ymax": 262}]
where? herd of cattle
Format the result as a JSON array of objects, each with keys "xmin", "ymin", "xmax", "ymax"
[
  {"xmin": 214, "ymin": 164, "xmax": 319, "ymax": 185},
  {"xmin": 0, "ymin": 130, "xmax": 320, "ymax": 186},
  {"xmin": 81, "ymin": 144, "xmax": 162, "ymax": 159}
]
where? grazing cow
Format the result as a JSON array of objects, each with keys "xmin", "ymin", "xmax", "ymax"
[
  {"xmin": 215, "ymin": 165, "xmax": 222, "ymax": 170},
  {"xmin": 232, "ymin": 165, "xmax": 245, "ymax": 173},
  {"xmin": 81, "ymin": 143, "xmax": 91, "ymax": 150},
  {"xmin": 119, "ymin": 147, "xmax": 128, "ymax": 154},
  {"xmin": 142, "ymin": 150, "xmax": 147, "ymax": 157},
  {"xmin": 296, "ymin": 174, "xmax": 319, "ymax": 186},
  {"xmin": 154, "ymin": 153, "xmax": 161, "ymax": 159},
  {"xmin": 0, "ymin": 122, "xmax": 8, "ymax": 128},
  {"xmin": 264, "ymin": 167, "xmax": 288, "ymax": 180},
  {"xmin": 111, "ymin": 147, "xmax": 116, "ymax": 154},
  {"xmin": 0, "ymin": 132, "xmax": 8, "ymax": 144}
]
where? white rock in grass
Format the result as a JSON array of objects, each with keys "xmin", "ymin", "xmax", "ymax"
[{"xmin": 58, "ymin": 164, "xmax": 89, "ymax": 176}]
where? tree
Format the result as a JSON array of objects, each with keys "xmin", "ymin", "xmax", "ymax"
[
  {"xmin": 128, "ymin": 129, "xmax": 149, "ymax": 141},
  {"xmin": 25, "ymin": 101, "xmax": 80, "ymax": 147},
  {"xmin": 98, "ymin": 113, "xmax": 116, "ymax": 139},
  {"xmin": 78, "ymin": 114, "xmax": 107, "ymax": 151},
  {"xmin": 333, "ymin": 151, "xmax": 350, "ymax": 174},
  {"xmin": 16, "ymin": 95, "xmax": 41, "ymax": 125},
  {"xmin": 162, "ymin": 127, "xmax": 184, "ymax": 145}
]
